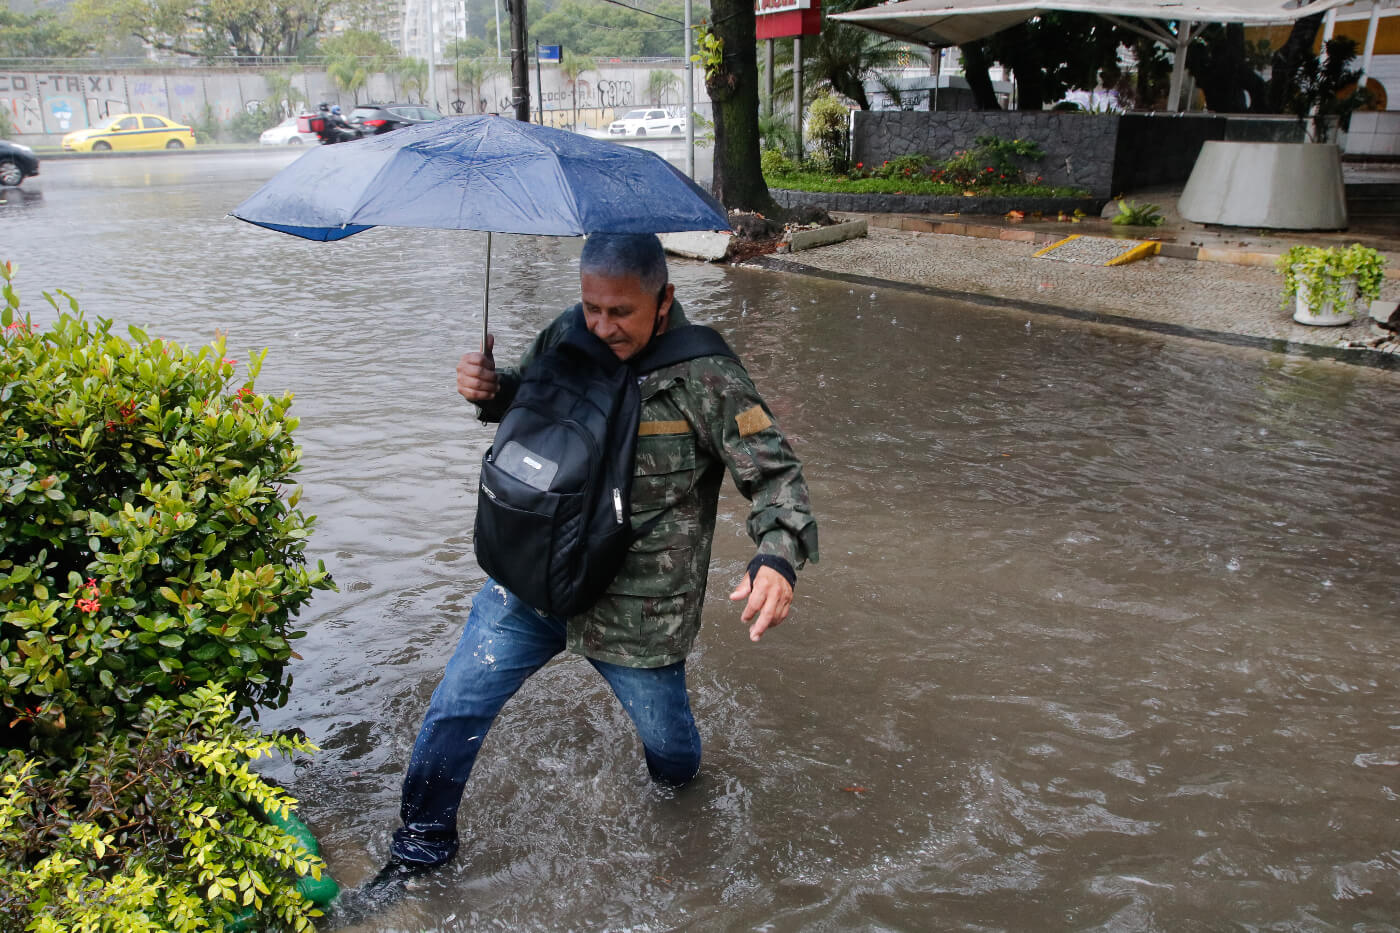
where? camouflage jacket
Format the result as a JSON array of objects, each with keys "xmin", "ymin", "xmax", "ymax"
[{"xmin": 475, "ymin": 300, "xmax": 819, "ymax": 668}]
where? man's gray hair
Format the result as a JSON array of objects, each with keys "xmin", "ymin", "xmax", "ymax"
[{"xmin": 579, "ymin": 233, "xmax": 669, "ymax": 295}]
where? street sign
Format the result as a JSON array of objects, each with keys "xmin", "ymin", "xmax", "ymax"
[{"xmin": 538, "ymin": 44, "xmax": 561, "ymax": 61}]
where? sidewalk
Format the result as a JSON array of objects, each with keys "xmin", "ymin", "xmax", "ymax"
[{"xmin": 746, "ymin": 176, "xmax": 1400, "ymax": 372}]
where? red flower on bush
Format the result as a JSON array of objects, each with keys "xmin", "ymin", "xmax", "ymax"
[{"xmin": 76, "ymin": 597, "xmax": 101, "ymax": 613}]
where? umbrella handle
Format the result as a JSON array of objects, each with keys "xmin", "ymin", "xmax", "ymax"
[{"xmin": 482, "ymin": 230, "xmax": 492, "ymax": 352}]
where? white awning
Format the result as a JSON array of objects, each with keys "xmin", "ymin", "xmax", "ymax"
[{"xmin": 830, "ymin": 0, "xmax": 1357, "ymax": 48}]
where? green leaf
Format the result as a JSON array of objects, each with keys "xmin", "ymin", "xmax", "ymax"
[{"xmin": 158, "ymin": 634, "xmax": 185, "ymax": 649}]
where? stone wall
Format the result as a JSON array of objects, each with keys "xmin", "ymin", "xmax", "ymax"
[
  {"xmin": 850, "ymin": 110, "xmax": 1120, "ymax": 198},
  {"xmin": 0, "ymin": 62, "xmax": 707, "ymax": 146}
]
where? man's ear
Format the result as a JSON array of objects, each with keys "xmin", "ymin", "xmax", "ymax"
[{"xmin": 657, "ymin": 283, "xmax": 675, "ymax": 327}]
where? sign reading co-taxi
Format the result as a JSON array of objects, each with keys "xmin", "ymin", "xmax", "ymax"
[{"xmin": 755, "ymin": 0, "xmax": 821, "ymax": 39}]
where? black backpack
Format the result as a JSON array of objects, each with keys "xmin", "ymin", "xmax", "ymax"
[{"xmin": 474, "ymin": 307, "xmax": 736, "ymax": 617}]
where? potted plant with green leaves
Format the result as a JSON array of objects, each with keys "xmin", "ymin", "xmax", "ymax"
[{"xmin": 1276, "ymin": 243, "xmax": 1386, "ymax": 326}]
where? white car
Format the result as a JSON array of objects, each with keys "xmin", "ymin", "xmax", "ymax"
[
  {"xmin": 259, "ymin": 116, "xmax": 319, "ymax": 146},
  {"xmin": 607, "ymin": 109, "xmax": 685, "ymax": 137}
]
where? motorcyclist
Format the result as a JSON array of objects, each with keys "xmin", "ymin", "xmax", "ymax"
[{"xmin": 316, "ymin": 102, "xmax": 360, "ymax": 144}]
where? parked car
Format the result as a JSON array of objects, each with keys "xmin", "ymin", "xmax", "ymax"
[
  {"xmin": 0, "ymin": 140, "xmax": 40, "ymax": 187},
  {"xmin": 607, "ymin": 109, "xmax": 685, "ymax": 137},
  {"xmin": 61, "ymin": 113, "xmax": 197, "ymax": 152},
  {"xmin": 259, "ymin": 116, "xmax": 320, "ymax": 146},
  {"xmin": 349, "ymin": 104, "xmax": 444, "ymax": 135}
]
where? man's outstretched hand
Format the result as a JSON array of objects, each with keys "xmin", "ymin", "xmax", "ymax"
[{"xmin": 729, "ymin": 565, "xmax": 793, "ymax": 642}]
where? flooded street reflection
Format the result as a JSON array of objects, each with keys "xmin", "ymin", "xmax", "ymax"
[{"xmin": 5, "ymin": 153, "xmax": 1400, "ymax": 930}]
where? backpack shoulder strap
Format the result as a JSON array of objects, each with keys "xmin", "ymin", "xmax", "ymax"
[{"xmin": 635, "ymin": 324, "xmax": 738, "ymax": 374}]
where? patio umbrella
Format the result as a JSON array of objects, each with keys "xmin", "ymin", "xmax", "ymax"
[{"xmin": 230, "ymin": 115, "xmax": 731, "ymax": 343}]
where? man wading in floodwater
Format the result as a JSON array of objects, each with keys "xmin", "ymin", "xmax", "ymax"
[{"xmin": 367, "ymin": 233, "xmax": 818, "ymax": 894}]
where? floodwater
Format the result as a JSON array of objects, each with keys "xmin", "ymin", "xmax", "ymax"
[{"xmin": 4, "ymin": 153, "xmax": 1400, "ymax": 931}]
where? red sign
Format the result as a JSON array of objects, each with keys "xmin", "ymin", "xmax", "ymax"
[{"xmin": 756, "ymin": 0, "xmax": 821, "ymax": 39}]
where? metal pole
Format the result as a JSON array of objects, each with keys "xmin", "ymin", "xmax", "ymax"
[
  {"xmin": 1360, "ymin": 4, "xmax": 1382, "ymax": 91},
  {"xmin": 535, "ymin": 39, "xmax": 543, "ymax": 123},
  {"xmin": 684, "ymin": 0, "xmax": 695, "ymax": 178},
  {"xmin": 482, "ymin": 231, "xmax": 492, "ymax": 349},
  {"xmin": 427, "ymin": 0, "xmax": 438, "ymax": 109},
  {"xmin": 765, "ymin": 39, "xmax": 774, "ymax": 117},
  {"xmin": 793, "ymin": 36, "xmax": 803, "ymax": 161},
  {"xmin": 1167, "ymin": 20, "xmax": 1191, "ymax": 113}
]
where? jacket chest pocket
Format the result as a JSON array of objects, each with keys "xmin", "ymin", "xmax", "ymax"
[{"xmin": 632, "ymin": 424, "xmax": 697, "ymax": 514}]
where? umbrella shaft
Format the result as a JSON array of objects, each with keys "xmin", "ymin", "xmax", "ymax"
[{"xmin": 482, "ymin": 231, "xmax": 492, "ymax": 351}]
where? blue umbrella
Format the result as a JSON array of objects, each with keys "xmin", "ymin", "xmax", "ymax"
[{"xmin": 231, "ymin": 115, "xmax": 731, "ymax": 341}]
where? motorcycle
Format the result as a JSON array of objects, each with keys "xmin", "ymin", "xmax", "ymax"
[{"xmin": 297, "ymin": 110, "xmax": 363, "ymax": 145}]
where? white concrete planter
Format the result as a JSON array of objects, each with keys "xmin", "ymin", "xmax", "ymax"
[
  {"xmin": 1294, "ymin": 275, "xmax": 1359, "ymax": 326},
  {"xmin": 1178, "ymin": 141, "xmax": 1347, "ymax": 230}
]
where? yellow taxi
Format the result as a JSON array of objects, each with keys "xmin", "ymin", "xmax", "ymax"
[{"xmin": 62, "ymin": 113, "xmax": 197, "ymax": 152}]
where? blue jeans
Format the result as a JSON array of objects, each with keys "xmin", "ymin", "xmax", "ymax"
[{"xmin": 391, "ymin": 579, "xmax": 702, "ymax": 866}]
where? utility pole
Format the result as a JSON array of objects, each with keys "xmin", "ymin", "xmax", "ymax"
[
  {"xmin": 495, "ymin": 0, "xmax": 504, "ymax": 59},
  {"xmin": 684, "ymin": 0, "xmax": 694, "ymax": 177},
  {"xmin": 427, "ymin": 0, "xmax": 438, "ymax": 109},
  {"xmin": 509, "ymin": 0, "xmax": 529, "ymax": 121}
]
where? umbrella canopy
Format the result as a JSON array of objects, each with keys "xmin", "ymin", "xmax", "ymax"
[
  {"xmin": 830, "ymin": 0, "xmax": 1354, "ymax": 48},
  {"xmin": 230, "ymin": 115, "xmax": 730, "ymax": 242}
]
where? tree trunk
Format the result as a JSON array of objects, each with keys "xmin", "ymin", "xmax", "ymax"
[
  {"xmin": 1267, "ymin": 13, "xmax": 1324, "ymax": 113},
  {"xmin": 708, "ymin": 0, "xmax": 779, "ymax": 213},
  {"xmin": 959, "ymin": 42, "xmax": 1002, "ymax": 109}
]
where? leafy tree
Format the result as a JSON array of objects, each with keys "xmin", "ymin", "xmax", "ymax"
[
  {"xmin": 1186, "ymin": 23, "xmax": 1268, "ymax": 112},
  {"xmin": 72, "ymin": 0, "xmax": 334, "ymax": 60},
  {"xmin": 966, "ymin": 12, "xmax": 1128, "ymax": 110},
  {"xmin": 318, "ymin": 26, "xmax": 398, "ymax": 62},
  {"xmin": 530, "ymin": 0, "xmax": 699, "ymax": 58},
  {"xmin": 448, "ymin": 36, "xmax": 493, "ymax": 60},
  {"xmin": 0, "ymin": 8, "xmax": 95, "ymax": 59}
]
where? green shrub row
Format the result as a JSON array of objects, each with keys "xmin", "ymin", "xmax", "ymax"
[{"xmin": 762, "ymin": 133, "xmax": 1090, "ymax": 198}]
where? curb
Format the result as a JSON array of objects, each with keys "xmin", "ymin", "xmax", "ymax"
[
  {"xmin": 745, "ymin": 254, "xmax": 1400, "ymax": 372},
  {"xmin": 856, "ymin": 212, "xmax": 1400, "ymax": 280}
]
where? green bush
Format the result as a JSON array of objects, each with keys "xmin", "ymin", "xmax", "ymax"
[
  {"xmin": 0, "ymin": 261, "xmax": 332, "ymax": 752},
  {"xmin": 805, "ymin": 94, "xmax": 850, "ymax": 173},
  {"xmin": 0, "ymin": 684, "xmax": 325, "ymax": 932},
  {"xmin": 760, "ymin": 148, "xmax": 792, "ymax": 177},
  {"xmin": 228, "ymin": 106, "xmax": 277, "ymax": 143}
]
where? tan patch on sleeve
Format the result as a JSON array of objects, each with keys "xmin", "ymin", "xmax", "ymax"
[
  {"xmin": 639, "ymin": 420, "xmax": 692, "ymax": 436},
  {"xmin": 735, "ymin": 405, "xmax": 773, "ymax": 438}
]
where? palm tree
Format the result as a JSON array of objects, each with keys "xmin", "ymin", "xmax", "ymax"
[
  {"xmin": 647, "ymin": 69, "xmax": 680, "ymax": 106},
  {"xmin": 327, "ymin": 55, "xmax": 369, "ymax": 105},
  {"xmin": 264, "ymin": 70, "xmax": 307, "ymax": 118},
  {"xmin": 771, "ymin": 17, "xmax": 919, "ymax": 112},
  {"xmin": 398, "ymin": 57, "xmax": 429, "ymax": 104},
  {"xmin": 560, "ymin": 52, "xmax": 591, "ymax": 129},
  {"xmin": 456, "ymin": 58, "xmax": 503, "ymax": 113}
]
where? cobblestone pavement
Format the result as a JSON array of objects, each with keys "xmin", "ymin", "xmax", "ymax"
[{"xmin": 755, "ymin": 224, "xmax": 1400, "ymax": 368}]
